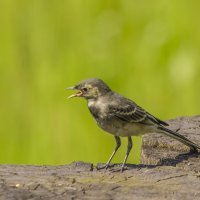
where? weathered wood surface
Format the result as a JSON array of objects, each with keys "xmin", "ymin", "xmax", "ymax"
[{"xmin": 1, "ymin": 116, "xmax": 200, "ymax": 200}]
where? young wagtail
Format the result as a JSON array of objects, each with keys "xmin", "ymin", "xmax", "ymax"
[{"xmin": 67, "ymin": 78, "xmax": 200, "ymax": 172}]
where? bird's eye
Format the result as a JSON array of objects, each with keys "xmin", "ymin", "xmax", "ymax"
[{"xmin": 82, "ymin": 87, "xmax": 88, "ymax": 92}]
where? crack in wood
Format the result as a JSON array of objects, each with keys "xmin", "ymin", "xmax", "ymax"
[{"xmin": 156, "ymin": 174, "xmax": 187, "ymax": 183}]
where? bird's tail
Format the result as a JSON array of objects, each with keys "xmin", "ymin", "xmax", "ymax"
[{"xmin": 158, "ymin": 126, "xmax": 200, "ymax": 152}]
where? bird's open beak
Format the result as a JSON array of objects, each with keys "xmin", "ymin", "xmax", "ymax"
[{"xmin": 66, "ymin": 86, "xmax": 83, "ymax": 99}]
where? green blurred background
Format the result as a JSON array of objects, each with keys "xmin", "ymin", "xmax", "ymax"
[{"xmin": 0, "ymin": 0, "xmax": 200, "ymax": 165}]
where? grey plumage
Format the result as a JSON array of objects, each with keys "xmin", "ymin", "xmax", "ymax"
[{"xmin": 67, "ymin": 78, "xmax": 200, "ymax": 172}]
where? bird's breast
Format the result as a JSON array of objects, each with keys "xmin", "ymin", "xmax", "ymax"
[{"xmin": 87, "ymin": 99, "xmax": 108, "ymax": 120}]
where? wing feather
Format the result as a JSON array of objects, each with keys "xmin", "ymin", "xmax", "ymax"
[{"xmin": 109, "ymin": 102, "xmax": 168, "ymax": 126}]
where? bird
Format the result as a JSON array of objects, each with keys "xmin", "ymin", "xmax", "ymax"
[{"xmin": 67, "ymin": 78, "xmax": 200, "ymax": 172}]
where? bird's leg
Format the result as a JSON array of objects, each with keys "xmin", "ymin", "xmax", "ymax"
[
  {"xmin": 105, "ymin": 136, "xmax": 121, "ymax": 169},
  {"xmin": 97, "ymin": 136, "xmax": 121, "ymax": 170},
  {"xmin": 121, "ymin": 136, "xmax": 132, "ymax": 172}
]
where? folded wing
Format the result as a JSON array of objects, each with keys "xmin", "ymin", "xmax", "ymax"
[{"xmin": 109, "ymin": 101, "xmax": 168, "ymax": 126}]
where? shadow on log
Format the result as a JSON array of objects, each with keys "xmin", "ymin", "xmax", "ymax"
[{"xmin": 0, "ymin": 116, "xmax": 200, "ymax": 200}]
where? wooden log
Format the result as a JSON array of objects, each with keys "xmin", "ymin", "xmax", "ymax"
[{"xmin": 0, "ymin": 116, "xmax": 200, "ymax": 200}]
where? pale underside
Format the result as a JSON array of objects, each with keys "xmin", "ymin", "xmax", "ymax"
[{"xmin": 96, "ymin": 117, "xmax": 159, "ymax": 137}]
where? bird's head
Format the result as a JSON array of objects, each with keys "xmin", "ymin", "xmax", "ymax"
[{"xmin": 67, "ymin": 78, "xmax": 111, "ymax": 100}]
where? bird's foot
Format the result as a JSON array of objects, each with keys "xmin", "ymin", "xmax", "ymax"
[
  {"xmin": 120, "ymin": 164, "xmax": 127, "ymax": 173},
  {"xmin": 96, "ymin": 163, "xmax": 127, "ymax": 172},
  {"xmin": 109, "ymin": 165, "xmax": 127, "ymax": 173},
  {"xmin": 96, "ymin": 163, "xmax": 114, "ymax": 170}
]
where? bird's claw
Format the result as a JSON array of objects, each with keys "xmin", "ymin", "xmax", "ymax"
[
  {"xmin": 96, "ymin": 163, "xmax": 114, "ymax": 170},
  {"xmin": 105, "ymin": 165, "xmax": 109, "ymax": 170}
]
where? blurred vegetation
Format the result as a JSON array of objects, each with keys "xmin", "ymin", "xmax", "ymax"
[{"xmin": 0, "ymin": 0, "xmax": 200, "ymax": 165}]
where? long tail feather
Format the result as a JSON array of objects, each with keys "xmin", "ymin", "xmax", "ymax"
[{"xmin": 158, "ymin": 126, "xmax": 200, "ymax": 150}]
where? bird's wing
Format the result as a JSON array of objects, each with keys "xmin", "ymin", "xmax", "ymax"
[{"xmin": 109, "ymin": 100, "xmax": 168, "ymax": 126}]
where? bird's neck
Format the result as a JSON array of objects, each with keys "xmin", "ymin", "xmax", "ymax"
[
  {"xmin": 87, "ymin": 98, "xmax": 98, "ymax": 108},
  {"xmin": 88, "ymin": 96, "xmax": 107, "ymax": 112},
  {"xmin": 87, "ymin": 97, "xmax": 108, "ymax": 120}
]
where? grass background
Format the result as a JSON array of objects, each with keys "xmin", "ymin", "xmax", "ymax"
[{"xmin": 0, "ymin": 0, "xmax": 200, "ymax": 165}]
